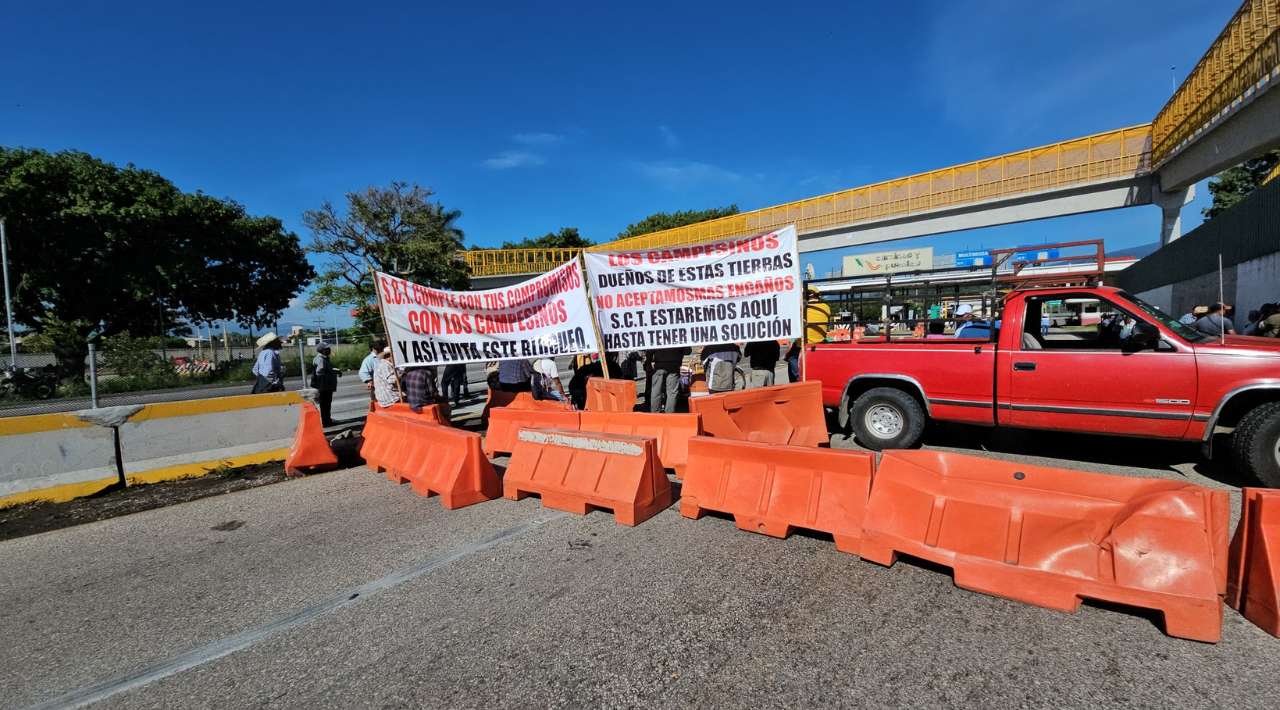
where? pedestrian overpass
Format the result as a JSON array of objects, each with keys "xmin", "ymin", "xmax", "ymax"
[{"xmin": 464, "ymin": 0, "xmax": 1280, "ymax": 288}]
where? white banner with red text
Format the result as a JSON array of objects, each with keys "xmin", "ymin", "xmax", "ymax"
[
  {"xmin": 582, "ymin": 225, "xmax": 802, "ymax": 351},
  {"xmin": 375, "ymin": 260, "xmax": 599, "ymax": 366}
]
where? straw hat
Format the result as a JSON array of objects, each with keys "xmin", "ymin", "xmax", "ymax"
[
  {"xmin": 534, "ymin": 358, "xmax": 558, "ymax": 378},
  {"xmin": 256, "ymin": 332, "xmax": 280, "ymax": 348}
]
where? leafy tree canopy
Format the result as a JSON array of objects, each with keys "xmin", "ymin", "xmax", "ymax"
[
  {"xmin": 617, "ymin": 204, "xmax": 740, "ymax": 240},
  {"xmin": 305, "ymin": 182, "xmax": 470, "ymax": 334},
  {"xmin": 0, "ymin": 147, "xmax": 313, "ymax": 377},
  {"xmin": 1203, "ymin": 149, "xmax": 1280, "ymax": 220},
  {"xmin": 500, "ymin": 227, "xmax": 593, "ymax": 250}
]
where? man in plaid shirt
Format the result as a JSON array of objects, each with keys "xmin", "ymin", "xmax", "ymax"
[{"xmin": 401, "ymin": 366, "xmax": 439, "ymax": 413}]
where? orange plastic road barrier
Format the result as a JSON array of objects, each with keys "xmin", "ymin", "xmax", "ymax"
[
  {"xmin": 376, "ymin": 402, "xmax": 449, "ymax": 426},
  {"xmin": 503, "ymin": 428, "xmax": 672, "ymax": 526},
  {"xmin": 689, "ymin": 381, "xmax": 828, "ymax": 447},
  {"xmin": 1227, "ymin": 488, "xmax": 1280, "ymax": 637},
  {"xmin": 860, "ymin": 450, "xmax": 1230, "ymax": 643},
  {"xmin": 483, "ymin": 407, "xmax": 581, "ymax": 456},
  {"xmin": 508, "ymin": 392, "xmax": 575, "ymax": 411},
  {"xmin": 361, "ymin": 410, "xmax": 499, "ymax": 509},
  {"xmin": 481, "ymin": 388, "xmax": 518, "ymax": 424},
  {"xmin": 679, "ymin": 436, "xmax": 873, "ymax": 553},
  {"xmin": 578, "ymin": 411, "xmax": 700, "ymax": 475},
  {"xmin": 284, "ymin": 402, "xmax": 338, "ymax": 475},
  {"xmin": 585, "ymin": 377, "xmax": 637, "ymax": 412}
]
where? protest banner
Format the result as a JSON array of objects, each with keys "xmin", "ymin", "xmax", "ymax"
[
  {"xmin": 374, "ymin": 260, "xmax": 599, "ymax": 366},
  {"xmin": 582, "ymin": 225, "xmax": 802, "ymax": 351}
]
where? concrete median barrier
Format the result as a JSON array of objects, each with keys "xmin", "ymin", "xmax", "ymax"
[
  {"xmin": 0, "ymin": 412, "xmax": 121, "ymax": 507},
  {"xmin": 689, "ymin": 381, "xmax": 828, "ymax": 447},
  {"xmin": 117, "ymin": 392, "xmax": 304, "ymax": 485},
  {"xmin": 680, "ymin": 436, "xmax": 873, "ymax": 554},
  {"xmin": 503, "ymin": 428, "xmax": 672, "ymax": 526},
  {"xmin": 860, "ymin": 449, "xmax": 1229, "ymax": 643}
]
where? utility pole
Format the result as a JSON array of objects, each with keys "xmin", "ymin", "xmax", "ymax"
[{"xmin": 0, "ymin": 218, "xmax": 17, "ymax": 369}]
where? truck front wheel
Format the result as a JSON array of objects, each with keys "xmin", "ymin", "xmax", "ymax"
[
  {"xmin": 1232, "ymin": 402, "xmax": 1280, "ymax": 488},
  {"xmin": 849, "ymin": 387, "xmax": 925, "ymax": 451}
]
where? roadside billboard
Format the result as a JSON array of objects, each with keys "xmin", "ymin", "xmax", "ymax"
[{"xmin": 842, "ymin": 247, "xmax": 934, "ymax": 277}]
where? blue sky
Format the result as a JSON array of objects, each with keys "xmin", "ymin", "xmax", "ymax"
[{"xmin": 2, "ymin": 1, "xmax": 1234, "ymax": 330}]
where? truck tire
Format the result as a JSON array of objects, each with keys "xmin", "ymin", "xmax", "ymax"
[
  {"xmin": 1232, "ymin": 402, "xmax": 1280, "ymax": 488},
  {"xmin": 849, "ymin": 387, "xmax": 925, "ymax": 451}
]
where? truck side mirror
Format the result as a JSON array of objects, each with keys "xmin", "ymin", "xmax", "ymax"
[{"xmin": 1124, "ymin": 321, "xmax": 1159, "ymax": 351}]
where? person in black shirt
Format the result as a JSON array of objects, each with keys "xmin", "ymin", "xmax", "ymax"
[
  {"xmin": 568, "ymin": 353, "xmax": 622, "ymax": 410},
  {"xmin": 743, "ymin": 340, "xmax": 780, "ymax": 388}
]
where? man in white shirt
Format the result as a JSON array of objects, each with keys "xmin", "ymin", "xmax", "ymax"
[
  {"xmin": 372, "ymin": 347, "xmax": 401, "ymax": 407},
  {"xmin": 251, "ymin": 333, "xmax": 284, "ymax": 393},
  {"xmin": 358, "ymin": 340, "xmax": 384, "ymax": 402}
]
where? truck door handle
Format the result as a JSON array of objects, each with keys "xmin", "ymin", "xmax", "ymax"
[{"xmin": 1013, "ymin": 361, "xmax": 1037, "ymax": 371}]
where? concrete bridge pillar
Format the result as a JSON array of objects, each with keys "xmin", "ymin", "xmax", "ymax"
[{"xmin": 1157, "ymin": 184, "xmax": 1195, "ymax": 246}]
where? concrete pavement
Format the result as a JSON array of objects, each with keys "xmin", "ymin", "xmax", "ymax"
[{"xmin": 3, "ymin": 424, "xmax": 1278, "ymax": 709}]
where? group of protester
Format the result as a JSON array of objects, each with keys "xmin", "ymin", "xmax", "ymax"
[
  {"xmin": 248, "ymin": 321, "xmax": 819, "ymax": 425},
  {"xmin": 1179, "ymin": 302, "xmax": 1280, "ymax": 338}
]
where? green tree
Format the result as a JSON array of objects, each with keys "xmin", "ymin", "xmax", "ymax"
[
  {"xmin": 1203, "ymin": 149, "xmax": 1280, "ymax": 219},
  {"xmin": 305, "ymin": 182, "xmax": 470, "ymax": 334},
  {"xmin": 617, "ymin": 204, "xmax": 740, "ymax": 239},
  {"xmin": 0, "ymin": 148, "xmax": 314, "ymax": 378},
  {"xmin": 500, "ymin": 227, "xmax": 593, "ymax": 250}
]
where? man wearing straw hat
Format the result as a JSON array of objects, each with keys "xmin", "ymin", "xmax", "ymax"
[{"xmin": 251, "ymin": 332, "xmax": 285, "ymax": 393}]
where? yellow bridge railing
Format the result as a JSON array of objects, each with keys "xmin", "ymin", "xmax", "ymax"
[
  {"xmin": 460, "ymin": 248, "xmax": 583, "ymax": 279},
  {"xmin": 463, "ymin": 125, "xmax": 1152, "ymax": 277},
  {"xmin": 1152, "ymin": 0, "xmax": 1280, "ymax": 165}
]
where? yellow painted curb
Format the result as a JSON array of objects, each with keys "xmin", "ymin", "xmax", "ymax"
[
  {"xmin": 127, "ymin": 392, "xmax": 303, "ymax": 423},
  {"xmin": 0, "ymin": 448, "xmax": 292, "ymax": 510},
  {"xmin": 126, "ymin": 447, "xmax": 291, "ymax": 485},
  {"xmin": 0, "ymin": 477, "xmax": 119, "ymax": 508},
  {"xmin": 0, "ymin": 412, "xmax": 92, "ymax": 437}
]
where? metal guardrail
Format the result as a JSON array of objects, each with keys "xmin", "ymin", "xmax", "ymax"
[
  {"xmin": 463, "ymin": 125, "xmax": 1152, "ymax": 277},
  {"xmin": 1152, "ymin": 0, "xmax": 1280, "ymax": 165}
]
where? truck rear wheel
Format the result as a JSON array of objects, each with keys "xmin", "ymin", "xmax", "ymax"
[
  {"xmin": 849, "ymin": 387, "xmax": 925, "ymax": 451},
  {"xmin": 1232, "ymin": 402, "xmax": 1280, "ymax": 488}
]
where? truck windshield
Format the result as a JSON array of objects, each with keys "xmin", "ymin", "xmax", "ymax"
[{"xmin": 1118, "ymin": 291, "xmax": 1207, "ymax": 342}]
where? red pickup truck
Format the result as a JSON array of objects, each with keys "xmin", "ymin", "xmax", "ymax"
[{"xmin": 807, "ymin": 285, "xmax": 1280, "ymax": 486}]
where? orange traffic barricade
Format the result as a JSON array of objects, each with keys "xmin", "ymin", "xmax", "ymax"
[
  {"xmin": 361, "ymin": 410, "xmax": 499, "ymax": 509},
  {"xmin": 689, "ymin": 380, "xmax": 828, "ymax": 447},
  {"xmin": 860, "ymin": 450, "xmax": 1230, "ymax": 643},
  {"xmin": 284, "ymin": 402, "xmax": 338, "ymax": 475},
  {"xmin": 585, "ymin": 377, "xmax": 638, "ymax": 412},
  {"xmin": 1227, "ymin": 488, "xmax": 1280, "ymax": 637},
  {"xmin": 481, "ymin": 388, "xmax": 519, "ymax": 425},
  {"xmin": 376, "ymin": 401, "xmax": 449, "ymax": 426},
  {"xmin": 578, "ymin": 411, "xmax": 700, "ymax": 476},
  {"xmin": 503, "ymin": 428, "xmax": 672, "ymax": 526},
  {"xmin": 680, "ymin": 436, "xmax": 873, "ymax": 554},
  {"xmin": 483, "ymin": 407, "xmax": 581, "ymax": 456}
]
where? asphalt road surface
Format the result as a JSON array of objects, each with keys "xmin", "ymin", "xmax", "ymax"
[{"xmin": 3, "ymin": 394, "xmax": 1278, "ymax": 709}]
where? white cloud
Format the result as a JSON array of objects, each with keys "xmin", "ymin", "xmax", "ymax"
[
  {"xmin": 658, "ymin": 125, "xmax": 680, "ymax": 149},
  {"xmin": 634, "ymin": 160, "xmax": 743, "ymax": 189},
  {"xmin": 512, "ymin": 132, "xmax": 563, "ymax": 146},
  {"xmin": 482, "ymin": 151, "xmax": 546, "ymax": 170}
]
